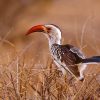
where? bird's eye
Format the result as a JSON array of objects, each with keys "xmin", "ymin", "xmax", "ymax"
[{"xmin": 47, "ymin": 27, "xmax": 51, "ymax": 33}]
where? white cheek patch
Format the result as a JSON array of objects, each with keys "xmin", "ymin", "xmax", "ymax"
[
  {"xmin": 45, "ymin": 24, "xmax": 62, "ymax": 45},
  {"xmin": 46, "ymin": 24, "xmax": 61, "ymax": 39}
]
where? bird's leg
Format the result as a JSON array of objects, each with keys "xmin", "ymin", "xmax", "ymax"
[{"xmin": 79, "ymin": 64, "xmax": 87, "ymax": 81}]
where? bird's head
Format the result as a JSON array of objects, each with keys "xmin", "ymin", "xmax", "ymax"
[{"xmin": 26, "ymin": 24, "xmax": 62, "ymax": 45}]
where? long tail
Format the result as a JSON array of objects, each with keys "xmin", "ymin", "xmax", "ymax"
[{"xmin": 82, "ymin": 56, "xmax": 100, "ymax": 64}]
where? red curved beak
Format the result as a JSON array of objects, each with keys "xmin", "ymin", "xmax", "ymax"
[{"xmin": 26, "ymin": 25, "xmax": 47, "ymax": 35}]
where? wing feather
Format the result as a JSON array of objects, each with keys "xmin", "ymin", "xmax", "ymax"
[{"xmin": 60, "ymin": 44, "xmax": 84, "ymax": 77}]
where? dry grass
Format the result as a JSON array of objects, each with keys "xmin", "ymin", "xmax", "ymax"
[{"xmin": 0, "ymin": 37, "xmax": 99, "ymax": 100}]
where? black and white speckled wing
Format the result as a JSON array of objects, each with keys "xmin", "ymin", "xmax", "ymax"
[
  {"xmin": 60, "ymin": 44, "xmax": 84, "ymax": 77},
  {"xmin": 51, "ymin": 44, "xmax": 85, "ymax": 78}
]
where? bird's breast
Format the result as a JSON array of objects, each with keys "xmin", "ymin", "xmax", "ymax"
[{"xmin": 50, "ymin": 44, "xmax": 62, "ymax": 61}]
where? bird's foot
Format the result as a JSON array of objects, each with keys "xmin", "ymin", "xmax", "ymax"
[{"xmin": 78, "ymin": 76, "xmax": 84, "ymax": 82}]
